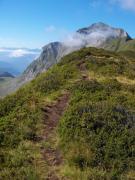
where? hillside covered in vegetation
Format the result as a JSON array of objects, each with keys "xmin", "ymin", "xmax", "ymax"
[{"xmin": 0, "ymin": 47, "xmax": 135, "ymax": 179}]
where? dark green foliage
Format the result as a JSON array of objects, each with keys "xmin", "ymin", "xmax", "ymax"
[
  {"xmin": 0, "ymin": 47, "xmax": 135, "ymax": 179},
  {"xmin": 59, "ymin": 79, "xmax": 135, "ymax": 178},
  {"xmin": 71, "ymin": 80, "xmax": 102, "ymax": 93}
]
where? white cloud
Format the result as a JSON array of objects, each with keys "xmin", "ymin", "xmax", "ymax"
[
  {"xmin": 63, "ymin": 31, "xmax": 107, "ymax": 48},
  {"xmin": 63, "ymin": 33, "xmax": 85, "ymax": 47},
  {"xmin": 111, "ymin": 0, "xmax": 135, "ymax": 11},
  {"xmin": 45, "ymin": 25, "xmax": 56, "ymax": 33},
  {"xmin": 9, "ymin": 49, "xmax": 39, "ymax": 58},
  {"xmin": 90, "ymin": 0, "xmax": 101, "ymax": 8},
  {"xmin": 0, "ymin": 48, "xmax": 40, "ymax": 58},
  {"xmin": 90, "ymin": 0, "xmax": 135, "ymax": 11}
]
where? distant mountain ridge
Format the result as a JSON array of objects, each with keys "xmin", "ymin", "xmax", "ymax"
[
  {"xmin": 0, "ymin": 72, "xmax": 14, "ymax": 78},
  {"xmin": 0, "ymin": 61, "xmax": 21, "ymax": 76},
  {"xmin": 0, "ymin": 22, "xmax": 135, "ymax": 97},
  {"xmin": 0, "ymin": 47, "xmax": 41, "ymax": 75}
]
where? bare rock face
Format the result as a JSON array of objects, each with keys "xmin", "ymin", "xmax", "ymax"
[
  {"xmin": 77, "ymin": 22, "xmax": 129, "ymax": 37},
  {"xmin": 22, "ymin": 42, "xmax": 63, "ymax": 81},
  {"xmin": 21, "ymin": 42, "xmax": 82, "ymax": 83},
  {"xmin": 76, "ymin": 22, "xmax": 131, "ymax": 47}
]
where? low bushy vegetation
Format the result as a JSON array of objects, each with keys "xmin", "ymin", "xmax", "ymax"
[
  {"xmin": 59, "ymin": 79, "xmax": 135, "ymax": 179},
  {"xmin": 0, "ymin": 47, "xmax": 135, "ymax": 179}
]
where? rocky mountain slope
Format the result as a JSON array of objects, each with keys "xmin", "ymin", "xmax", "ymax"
[
  {"xmin": 23, "ymin": 22, "xmax": 131, "ymax": 82},
  {"xmin": 0, "ymin": 22, "xmax": 134, "ymax": 97},
  {"xmin": 0, "ymin": 47, "xmax": 135, "ymax": 179}
]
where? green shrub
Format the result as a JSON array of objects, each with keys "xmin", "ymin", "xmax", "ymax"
[{"xmin": 1, "ymin": 47, "xmax": 135, "ymax": 179}]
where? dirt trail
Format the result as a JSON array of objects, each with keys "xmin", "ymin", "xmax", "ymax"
[
  {"xmin": 77, "ymin": 60, "xmax": 89, "ymax": 80},
  {"xmin": 40, "ymin": 93, "xmax": 69, "ymax": 180}
]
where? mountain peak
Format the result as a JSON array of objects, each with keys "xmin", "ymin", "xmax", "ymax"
[
  {"xmin": 1, "ymin": 22, "xmax": 133, "ymax": 97},
  {"xmin": 90, "ymin": 22, "xmax": 110, "ymax": 28},
  {"xmin": 77, "ymin": 22, "xmax": 131, "ymax": 40},
  {"xmin": 42, "ymin": 42, "xmax": 62, "ymax": 50}
]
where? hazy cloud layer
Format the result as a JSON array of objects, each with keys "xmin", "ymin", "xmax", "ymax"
[
  {"xmin": 90, "ymin": 0, "xmax": 135, "ymax": 11},
  {"xmin": 0, "ymin": 48, "xmax": 40, "ymax": 58},
  {"xmin": 9, "ymin": 49, "xmax": 40, "ymax": 58},
  {"xmin": 112, "ymin": 0, "xmax": 135, "ymax": 11},
  {"xmin": 62, "ymin": 24, "xmax": 127, "ymax": 48},
  {"xmin": 45, "ymin": 25, "xmax": 56, "ymax": 33}
]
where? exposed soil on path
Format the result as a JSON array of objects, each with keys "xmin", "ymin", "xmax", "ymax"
[
  {"xmin": 40, "ymin": 93, "xmax": 70, "ymax": 180},
  {"xmin": 77, "ymin": 60, "xmax": 89, "ymax": 80}
]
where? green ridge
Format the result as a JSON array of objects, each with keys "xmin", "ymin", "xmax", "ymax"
[{"xmin": 0, "ymin": 47, "xmax": 135, "ymax": 179}]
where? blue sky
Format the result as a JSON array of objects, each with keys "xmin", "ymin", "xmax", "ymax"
[{"xmin": 0, "ymin": 0, "xmax": 135, "ymax": 48}]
